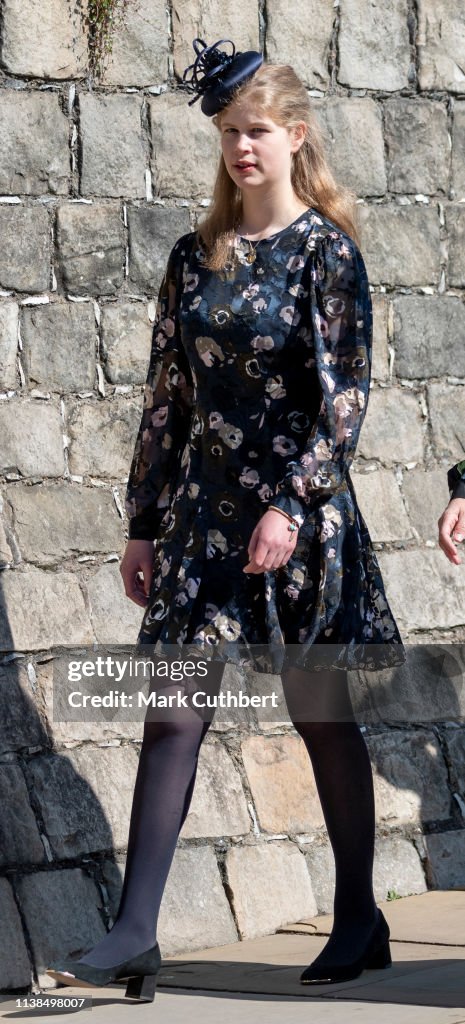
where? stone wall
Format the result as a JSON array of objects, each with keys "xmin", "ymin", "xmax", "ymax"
[{"xmin": 0, "ymin": 0, "xmax": 464, "ymax": 996}]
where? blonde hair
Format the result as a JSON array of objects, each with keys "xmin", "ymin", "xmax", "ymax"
[{"xmin": 195, "ymin": 63, "xmax": 361, "ymax": 272}]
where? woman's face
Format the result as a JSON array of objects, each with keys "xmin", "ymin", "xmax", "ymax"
[{"xmin": 219, "ymin": 100, "xmax": 305, "ymax": 191}]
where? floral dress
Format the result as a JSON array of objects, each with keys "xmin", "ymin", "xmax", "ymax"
[{"xmin": 125, "ymin": 207, "xmax": 405, "ymax": 674}]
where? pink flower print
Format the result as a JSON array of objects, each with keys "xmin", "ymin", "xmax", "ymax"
[
  {"xmin": 288, "ymin": 283, "xmax": 307, "ymax": 298},
  {"xmin": 324, "ymin": 295, "xmax": 346, "ymax": 318},
  {"xmin": 321, "ymin": 369, "xmax": 336, "ymax": 394},
  {"xmin": 195, "ymin": 336, "xmax": 225, "ymax": 367},
  {"xmin": 185, "ymin": 272, "xmax": 199, "ymax": 292},
  {"xmin": 258, "ymin": 482, "xmax": 273, "ymax": 501},
  {"xmin": 206, "ymin": 529, "xmax": 228, "ymax": 558},
  {"xmin": 286, "ymin": 255, "xmax": 306, "ymax": 272},
  {"xmin": 272, "ymin": 435, "xmax": 298, "ymax": 456},
  {"xmin": 252, "ymin": 296, "xmax": 268, "ymax": 313},
  {"xmin": 209, "ymin": 410, "xmax": 224, "ymax": 429},
  {"xmin": 212, "ymin": 614, "xmax": 242, "ymax": 641},
  {"xmin": 218, "ymin": 422, "xmax": 243, "ymax": 449},
  {"xmin": 279, "ymin": 305, "xmax": 301, "ymax": 327},
  {"xmin": 154, "ymin": 316, "xmax": 174, "ymax": 345},
  {"xmin": 150, "ymin": 405, "xmax": 169, "ymax": 428},
  {"xmin": 335, "ymin": 241, "xmax": 352, "ymax": 260},
  {"xmin": 265, "ymin": 375, "xmax": 286, "ymax": 400},
  {"xmin": 251, "ymin": 335, "xmax": 275, "ymax": 351},
  {"xmin": 243, "ymin": 283, "xmax": 260, "ymax": 300},
  {"xmin": 239, "ymin": 467, "xmax": 260, "ymax": 489},
  {"xmin": 189, "ymin": 295, "xmax": 202, "ymax": 311}
]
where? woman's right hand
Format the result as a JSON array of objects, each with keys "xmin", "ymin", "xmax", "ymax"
[{"xmin": 120, "ymin": 539, "xmax": 157, "ymax": 607}]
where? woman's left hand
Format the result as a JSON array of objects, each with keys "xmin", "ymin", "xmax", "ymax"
[{"xmin": 243, "ymin": 509, "xmax": 299, "ymax": 573}]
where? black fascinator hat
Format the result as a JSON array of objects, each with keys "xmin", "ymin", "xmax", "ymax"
[{"xmin": 182, "ymin": 37, "xmax": 264, "ymax": 117}]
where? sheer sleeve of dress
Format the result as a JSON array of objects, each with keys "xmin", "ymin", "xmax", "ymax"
[
  {"xmin": 267, "ymin": 231, "xmax": 372, "ymax": 526},
  {"xmin": 124, "ymin": 235, "xmax": 194, "ymax": 541},
  {"xmin": 447, "ymin": 460, "xmax": 465, "ymax": 501}
]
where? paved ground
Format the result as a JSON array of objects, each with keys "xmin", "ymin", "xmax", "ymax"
[{"xmin": 2, "ymin": 890, "xmax": 465, "ymax": 1022}]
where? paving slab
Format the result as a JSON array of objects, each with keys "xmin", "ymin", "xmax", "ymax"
[
  {"xmin": 2, "ymin": 890, "xmax": 465, "ymax": 1022},
  {"xmin": 278, "ymin": 890, "xmax": 465, "ymax": 946},
  {"xmin": 2, "ymin": 991, "xmax": 465, "ymax": 1024}
]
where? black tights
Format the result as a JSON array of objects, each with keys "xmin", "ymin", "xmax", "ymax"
[{"xmin": 78, "ymin": 661, "xmax": 377, "ymax": 968}]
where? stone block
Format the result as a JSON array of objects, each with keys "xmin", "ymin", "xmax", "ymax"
[
  {"xmin": 85, "ymin": 561, "xmax": 144, "ymax": 643},
  {"xmin": 17, "ymin": 868, "xmax": 106, "ymax": 971},
  {"xmin": 447, "ymin": 206, "xmax": 465, "ymax": 288},
  {"xmin": 313, "ymin": 97, "xmax": 386, "ymax": 197},
  {"xmin": 338, "ymin": 0, "xmax": 410, "ymax": 90},
  {"xmin": 451, "ymin": 101, "xmax": 465, "ymax": 197},
  {"xmin": 240, "ymin": 734, "xmax": 325, "ymax": 833},
  {"xmin": 425, "ymin": 830, "xmax": 465, "ymax": 888},
  {"xmin": 0, "ymin": 661, "xmax": 49, "ymax": 755},
  {"xmin": 1, "ymin": 0, "xmax": 87, "ymax": 78},
  {"xmin": 0, "ymin": 764, "xmax": 45, "ymax": 867},
  {"xmin": 0, "ymin": 399, "xmax": 64, "ymax": 477},
  {"xmin": 358, "ymin": 387, "xmax": 424, "ymax": 464},
  {"xmin": 0, "ymin": 878, "xmax": 31, "ymax": 989},
  {"xmin": 26, "ymin": 745, "xmax": 139, "ymax": 858},
  {"xmin": 0, "ymin": 206, "xmax": 50, "ymax": 293},
  {"xmin": 303, "ymin": 835, "xmax": 426, "ymax": 914},
  {"xmin": 0, "ymin": 567, "xmax": 94, "ymax": 651},
  {"xmin": 357, "ymin": 204, "xmax": 440, "ymax": 287},
  {"xmin": 225, "ymin": 841, "xmax": 317, "ymax": 939},
  {"xmin": 0, "ymin": 91, "xmax": 69, "ymax": 195},
  {"xmin": 417, "ymin": 0, "xmax": 465, "ymax": 93},
  {"xmin": 367, "ymin": 730, "xmax": 451, "ymax": 825},
  {"xmin": 393, "ymin": 295, "xmax": 465, "ymax": 379},
  {"xmin": 371, "ymin": 293, "xmax": 390, "ymax": 381},
  {"xmin": 37, "ymin": 657, "xmax": 143, "ymax": 745},
  {"xmin": 0, "ymin": 301, "xmax": 18, "ymax": 390},
  {"xmin": 21, "ymin": 301, "xmax": 96, "ymax": 392},
  {"xmin": 172, "ymin": 1, "xmax": 259, "ymax": 81},
  {"xmin": 0, "ymin": 518, "xmax": 13, "ymax": 567},
  {"xmin": 401, "ymin": 467, "xmax": 451, "ymax": 541},
  {"xmin": 127, "ymin": 204, "xmax": 191, "ymax": 293},
  {"xmin": 428, "ymin": 383, "xmax": 465, "ymax": 462},
  {"xmin": 377, "ymin": 548, "xmax": 465, "ymax": 632},
  {"xmin": 265, "ymin": 0, "xmax": 334, "ymax": 89},
  {"xmin": 352, "ymin": 469, "xmax": 412, "ymax": 543},
  {"xmin": 155, "ymin": 846, "xmax": 238, "ymax": 954},
  {"xmin": 384, "ymin": 99, "xmax": 449, "ymax": 195},
  {"xmin": 65, "ymin": 396, "xmax": 140, "ymax": 478},
  {"xmin": 79, "ymin": 94, "xmax": 146, "ymax": 198},
  {"xmin": 179, "ymin": 740, "xmax": 250, "ymax": 838},
  {"xmin": 443, "ymin": 729, "xmax": 465, "ymax": 800},
  {"xmin": 99, "ymin": 0, "xmax": 168, "ymax": 87},
  {"xmin": 101, "ymin": 301, "xmax": 152, "ymax": 384},
  {"xmin": 354, "ymin": 644, "xmax": 465, "ymax": 726},
  {"xmin": 3, "ymin": 482, "xmax": 122, "ymax": 565},
  {"xmin": 149, "ymin": 94, "xmax": 219, "ymax": 200},
  {"xmin": 56, "ymin": 203, "xmax": 125, "ymax": 296}
]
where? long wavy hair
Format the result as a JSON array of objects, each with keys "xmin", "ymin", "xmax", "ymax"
[{"xmin": 195, "ymin": 63, "xmax": 361, "ymax": 272}]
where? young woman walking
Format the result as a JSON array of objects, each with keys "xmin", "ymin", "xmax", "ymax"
[{"xmin": 46, "ymin": 36, "xmax": 405, "ymax": 1001}]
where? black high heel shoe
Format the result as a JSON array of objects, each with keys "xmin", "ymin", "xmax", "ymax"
[
  {"xmin": 300, "ymin": 907, "xmax": 392, "ymax": 985},
  {"xmin": 45, "ymin": 941, "xmax": 162, "ymax": 1002}
]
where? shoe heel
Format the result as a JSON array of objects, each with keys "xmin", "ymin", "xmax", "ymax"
[
  {"xmin": 125, "ymin": 973, "xmax": 158, "ymax": 1001},
  {"xmin": 365, "ymin": 939, "xmax": 392, "ymax": 970}
]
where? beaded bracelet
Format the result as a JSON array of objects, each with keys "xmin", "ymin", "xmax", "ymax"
[{"xmin": 268, "ymin": 504, "xmax": 300, "ymax": 533}]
